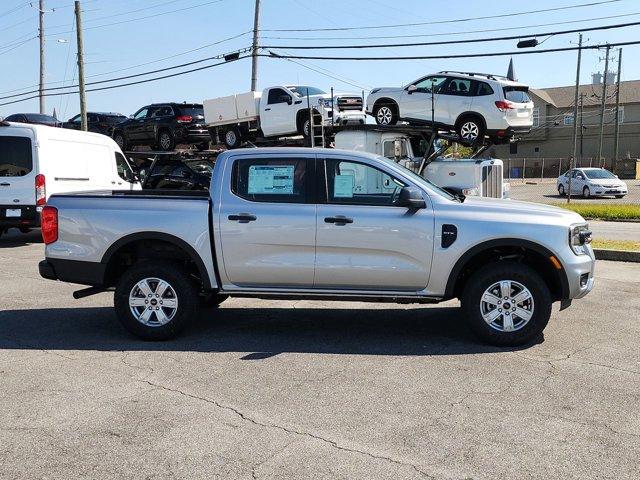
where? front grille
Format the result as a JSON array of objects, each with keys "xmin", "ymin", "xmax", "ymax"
[
  {"xmin": 336, "ymin": 96, "xmax": 363, "ymax": 111},
  {"xmin": 481, "ymin": 164, "xmax": 503, "ymax": 198}
]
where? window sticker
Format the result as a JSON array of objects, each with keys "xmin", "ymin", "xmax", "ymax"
[
  {"xmin": 333, "ymin": 174, "xmax": 354, "ymax": 198},
  {"xmin": 248, "ymin": 165, "xmax": 295, "ymax": 194}
]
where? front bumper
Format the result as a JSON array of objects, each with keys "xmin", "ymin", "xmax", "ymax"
[
  {"xmin": 563, "ymin": 246, "xmax": 595, "ymax": 300},
  {"xmin": 323, "ymin": 110, "xmax": 366, "ymax": 126},
  {"xmin": 590, "ymin": 187, "xmax": 627, "ymax": 196},
  {"xmin": 1, "ymin": 205, "xmax": 40, "ymax": 230}
]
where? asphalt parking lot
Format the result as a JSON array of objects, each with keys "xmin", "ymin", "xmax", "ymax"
[
  {"xmin": 1, "ymin": 230, "xmax": 639, "ymax": 480},
  {"xmin": 509, "ymin": 179, "xmax": 640, "ymax": 205}
]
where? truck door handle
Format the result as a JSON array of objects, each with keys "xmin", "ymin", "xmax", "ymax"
[
  {"xmin": 324, "ymin": 216, "xmax": 353, "ymax": 225},
  {"xmin": 264, "ymin": 108, "xmax": 271, "ymax": 111},
  {"xmin": 228, "ymin": 213, "xmax": 257, "ymax": 223},
  {"xmin": 0, "ymin": 183, "xmax": 10, "ymax": 186}
]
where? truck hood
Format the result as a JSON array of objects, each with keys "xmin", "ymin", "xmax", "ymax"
[{"xmin": 458, "ymin": 196, "xmax": 586, "ymax": 225}]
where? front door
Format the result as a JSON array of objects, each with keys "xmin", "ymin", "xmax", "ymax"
[
  {"xmin": 399, "ymin": 75, "xmax": 448, "ymax": 124},
  {"xmin": 218, "ymin": 154, "xmax": 316, "ymax": 288},
  {"xmin": 127, "ymin": 107, "xmax": 149, "ymax": 142},
  {"xmin": 261, "ymin": 88, "xmax": 294, "ymax": 137},
  {"xmin": 315, "ymin": 157, "xmax": 434, "ymax": 291}
]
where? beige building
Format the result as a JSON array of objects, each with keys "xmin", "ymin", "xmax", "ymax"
[{"xmin": 493, "ymin": 79, "xmax": 640, "ymax": 162}]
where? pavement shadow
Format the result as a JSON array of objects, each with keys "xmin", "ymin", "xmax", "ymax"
[
  {"xmin": 0, "ymin": 305, "xmax": 531, "ymax": 357},
  {"xmin": 0, "ymin": 230, "xmax": 42, "ymax": 248}
]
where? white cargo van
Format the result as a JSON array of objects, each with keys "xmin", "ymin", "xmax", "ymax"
[{"xmin": 0, "ymin": 121, "xmax": 140, "ymax": 238}]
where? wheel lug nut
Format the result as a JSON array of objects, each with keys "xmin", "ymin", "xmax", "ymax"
[
  {"xmin": 145, "ymin": 300, "xmax": 148, "ymax": 304},
  {"xmin": 498, "ymin": 309, "xmax": 502, "ymax": 312},
  {"xmin": 498, "ymin": 301, "xmax": 502, "ymax": 304},
  {"xmin": 512, "ymin": 308, "xmax": 516, "ymax": 311}
]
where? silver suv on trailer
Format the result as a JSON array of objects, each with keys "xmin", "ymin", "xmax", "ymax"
[
  {"xmin": 366, "ymin": 71, "xmax": 534, "ymax": 142},
  {"xmin": 38, "ymin": 148, "xmax": 594, "ymax": 346}
]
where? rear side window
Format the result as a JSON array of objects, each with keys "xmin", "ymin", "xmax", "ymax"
[
  {"xmin": 232, "ymin": 157, "xmax": 309, "ymax": 203},
  {"xmin": 0, "ymin": 136, "xmax": 32, "ymax": 177},
  {"xmin": 504, "ymin": 87, "xmax": 531, "ymax": 103}
]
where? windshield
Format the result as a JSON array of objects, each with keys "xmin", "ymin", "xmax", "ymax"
[
  {"xmin": 584, "ymin": 169, "xmax": 616, "ymax": 179},
  {"xmin": 184, "ymin": 159, "xmax": 214, "ymax": 174},
  {"xmin": 376, "ymin": 155, "xmax": 457, "ymax": 201},
  {"xmin": 25, "ymin": 114, "xmax": 57, "ymax": 123},
  {"xmin": 288, "ymin": 86, "xmax": 326, "ymax": 98}
]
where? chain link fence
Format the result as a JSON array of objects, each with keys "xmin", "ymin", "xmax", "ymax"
[{"xmin": 502, "ymin": 158, "xmax": 638, "ymax": 182}]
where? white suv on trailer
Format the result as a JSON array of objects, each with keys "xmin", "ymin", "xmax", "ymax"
[{"xmin": 366, "ymin": 71, "xmax": 534, "ymax": 143}]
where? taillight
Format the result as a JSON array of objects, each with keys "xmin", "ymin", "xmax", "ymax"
[
  {"xmin": 176, "ymin": 115, "xmax": 193, "ymax": 123},
  {"xmin": 41, "ymin": 206, "xmax": 58, "ymax": 244},
  {"xmin": 495, "ymin": 100, "xmax": 515, "ymax": 112},
  {"xmin": 35, "ymin": 174, "xmax": 46, "ymax": 206}
]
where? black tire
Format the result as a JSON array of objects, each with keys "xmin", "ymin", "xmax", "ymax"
[
  {"xmin": 372, "ymin": 102, "xmax": 398, "ymax": 125},
  {"xmin": 158, "ymin": 130, "xmax": 176, "ymax": 151},
  {"xmin": 201, "ymin": 293, "xmax": 229, "ymax": 309},
  {"xmin": 456, "ymin": 116, "xmax": 485, "ymax": 144},
  {"xmin": 113, "ymin": 131, "xmax": 127, "ymax": 151},
  {"xmin": 114, "ymin": 261, "xmax": 199, "ymax": 341},
  {"xmin": 582, "ymin": 186, "xmax": 591, "ymax": 199},
  {"xmin": 461, "ymin": 262, "xmax": 552, "ymax": 347},
  {"xmin": 223, "ymin": 127, "xmax": 242, "ymax": 149},
  {"xmin": 558, "ymin": 184, "xmax": 565, "ymax": 196}
]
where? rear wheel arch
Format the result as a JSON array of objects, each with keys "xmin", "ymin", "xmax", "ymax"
[
  {"xmin": 101, "ymin": 232, "xmax": 212, "ymax": 290},
  {"xmin": 444, "ymin": 239, "xmax": 569, "ymax": 302},
  {"xmin": 455, "ymin": 111, "xmax": 486, "ymax": 131}
]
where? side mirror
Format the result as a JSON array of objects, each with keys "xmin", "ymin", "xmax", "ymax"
[
  {"xmin": 281, "ymin": 95, "xmax": 292, "ymax": 105},
  {"xmin": 407, "ymin": 84, "xmax": 418, "ymax": 94},
  {"xmin": 396, "ymin": 187, "xmax": 426, "ymax": 209}
]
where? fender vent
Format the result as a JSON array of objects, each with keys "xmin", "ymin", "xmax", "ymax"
[{"xmin": 442, "ymin": 224, "xmax": 457, "ymax": 248}]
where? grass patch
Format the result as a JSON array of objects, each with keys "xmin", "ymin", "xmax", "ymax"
[
  {"xmin": 592, "ymin": 239, "xmax": 640, "ymax": 251},
  {"xmin": 553, "ymin": 203, "xmax": 640, "ymax": 220}
]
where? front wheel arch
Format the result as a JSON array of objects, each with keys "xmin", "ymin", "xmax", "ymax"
[{"xmin": 444, "ymin": 239, "xmax": 569, "ymax": 302}]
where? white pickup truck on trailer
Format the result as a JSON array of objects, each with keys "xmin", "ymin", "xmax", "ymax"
[
  {"xmin": 203, "ymin": 85, "xmax": 366, "ymax": 149},
  {"xmin": 333, "ymin": 127, "xmax": 510, "ymax": 199}
]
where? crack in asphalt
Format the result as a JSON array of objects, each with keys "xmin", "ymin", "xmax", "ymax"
[{"xmin": 138, "ymin": 379, "xmax": 434, "ymax": 479}]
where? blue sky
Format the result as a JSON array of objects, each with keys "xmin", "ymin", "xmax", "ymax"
[{"xmin": 1, "ymin": 0, "xmax": 639, "ymax": 119}]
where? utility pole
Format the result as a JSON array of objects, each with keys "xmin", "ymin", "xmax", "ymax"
[
  {"xmin": 74, "ymin": 1, "xmax": 87, "ymax": 131},
  {"xmin": 579, "ymin": 93, "xmax": 585, "ymax": 161},
  {"xmin": 250, "ymin": 0, "xmax": 260, "ymax": 91},
  {"xmin": 613, "ymin": 48, "xmax": 622, "ymax": 167},
  {"xmin": 38, "ymin": 0, "xmax": 45, "ymax": 114},
  {"xmin": 568, "ymin": 33, "xmax": 582, "ymax": 204},
  {"xmin": 597, "ymin": 44, "xmax": 611, "ymax": 166}
]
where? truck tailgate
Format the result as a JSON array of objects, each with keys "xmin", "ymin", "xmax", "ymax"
[{"xmin": 44, "ymin": 191, "xmax": 216, "ymax": 286}]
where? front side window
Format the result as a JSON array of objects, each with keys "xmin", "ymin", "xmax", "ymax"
[
  {"xmin": 232, "ymin": 157, "xmax": 308, "ymax": 203},
  {"xmin": 413, "ymin": 76, "xmax": 447, "ymax": 93},
  {"xmin": 115, "ymin": 152, "xmax": 135, "ymax": 182},
  {"xmin": 323, "ymin": 159, "xmax": 406, "ymax": 206},
  {"xmin": 133, "ymin": 108, "xmax": 148, "ymax": 120},
  {"xmin": 267, "ymin": 88, "xmax": 290, "ymax": 105},
  {"xmin": 70, "ymin": 114, "xmax": 81, "ymax": 123},
  {"xmin": 0, "ymin": 136, "xmax": 32, "ymax": 177}
]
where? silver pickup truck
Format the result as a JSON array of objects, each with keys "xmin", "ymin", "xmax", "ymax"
[{"xmin": 39, "ymin": 147, "xmax": 595, "ymax": 346}]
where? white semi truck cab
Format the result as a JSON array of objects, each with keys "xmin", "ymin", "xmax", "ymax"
[
  {"xmin": 204, "ymin": 85, "xmax": 366, "ymax": 149},
  {"xmin": 333, "ymin": 128, "xmax": 510, "ymax": 199}
]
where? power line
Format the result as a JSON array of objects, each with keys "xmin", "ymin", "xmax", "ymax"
[
  {"xmin": 260, "ymin": 12, "xmax": 640, "ymax": 41},
  {"xmin": 0, "ymin": 55, "xmax": 250, "ymax": 107},
  {"xmin": 262, "ymin": 20, "xmax": 640, "ymax": 50},
  {"xmin": 0, "ymin": 45, "xmax": 252, "ymax": 101},
  {"xmin": 265, "ymin": 40, "xmax": 640, "ymax": 61},
  {"xmin": 262, "ymin": 0, "xmax": 623, "ymax": 32},
  {"xmin": 0, "ymin": 2, "xmax": 28, "ymax": 19},
  {"xmin": 0, "ymin": 31, "xmax": 251, "ymax": 96}
]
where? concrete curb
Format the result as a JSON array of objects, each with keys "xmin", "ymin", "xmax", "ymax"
[{"xmin": 594, "ymin": 249, "xmax": 640, "ymax": 263}]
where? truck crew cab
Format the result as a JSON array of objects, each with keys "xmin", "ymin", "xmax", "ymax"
[{"xmin": 39, "ymin": 148, "xmax": 594, "ymax": 347}]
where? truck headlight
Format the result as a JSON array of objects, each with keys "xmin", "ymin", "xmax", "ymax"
[
  {"xmin": 318, "ymin": 98, "xmax": 333, "ymax": 107},
  {"xmin": 462, "ymin": 187, "xmax": 479, "ymax": 196},
  {"xmin": 569, "ymin": 223, "xmax": 592, "ymax": 255}
]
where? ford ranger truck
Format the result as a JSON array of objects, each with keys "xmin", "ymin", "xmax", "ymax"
[{"xmin": 38, "ymin": 148, "xmax": 595, "ymax": 346}]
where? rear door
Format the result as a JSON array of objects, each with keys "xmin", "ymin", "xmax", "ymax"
[
  {"xmin": 440, "ymin": 77, "xmax": 473, "ymax": 125},
  {"xmin": 218, "ymin": 153, "xmax": 316, "ymax": 288},
  {"xmin": 315, "ymin": 155, "xmax": 434, "ymax": 291},
  {"xmin": 0, "ymin": 129, "xmax": 37, "ymax": 215}
]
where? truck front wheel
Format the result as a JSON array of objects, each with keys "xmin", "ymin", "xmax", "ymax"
[
  {"xmin": 461, "ymin": 263, "xmax": 552, "ymax": 347},
  {"xmin": 114, "ymin": 261, "xmax": 199, "ymax": 341}
]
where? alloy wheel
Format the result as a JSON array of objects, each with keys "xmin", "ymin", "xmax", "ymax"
[
  {"xmin": 376, "ymin": 106, "xmax": 393, "ymax": 125},
  {"xmin": 225, "ymin": 129, "xmax": 237, "ymax": 146},
  {"xmin": 460, "ymin": 121, "xmax": 480, "ymax": 140},
  {"xmin": 160, "ymin": 133, "xmax": 172, "ymax": 150},
  {"xmin": 479, "ymin": 280, "xmax": 534, "ymax": 332},
  {"xmin": 129, "ymin": 277, "xmax": 178, "ymax": 327}
]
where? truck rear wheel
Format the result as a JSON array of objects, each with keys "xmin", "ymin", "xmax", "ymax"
[
  {"xmin": 114, "ymin": 261, "xmax": 198, "ymax": 341},
  {"xmin": 461, "ymin": 263, "xmax": 552, "ymax": 347},
  {"xmin": 223, "ymin": 127, "xmax": 242, "ymax": 149}
]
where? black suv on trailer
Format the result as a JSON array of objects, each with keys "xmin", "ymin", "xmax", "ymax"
[
  {"xmin": 62, "ymin": 112, "xmax": 127, "ymax": 136},
  {"xmin": 112, "ymin": 103, "xmax": 209, "ymax": 151}
]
